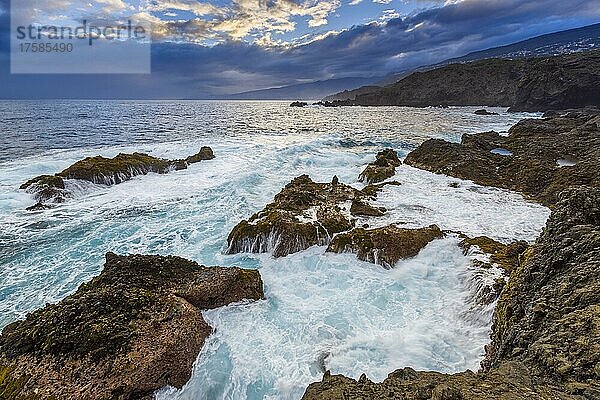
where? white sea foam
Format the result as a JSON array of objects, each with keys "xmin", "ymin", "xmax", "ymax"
[{"xmin": 0, "ymin": 103, "xmax": 545, "ymax": 400}]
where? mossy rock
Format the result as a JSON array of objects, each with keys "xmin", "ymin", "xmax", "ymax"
[
  {"xmin": 359, "ymin": 149, "xmax": 402, "ymax": 184},
  {"xmin": 460, "ymin": 236, "xmax": 529, "ymax": 273},
  {"xmin": 0, "ymin": 253, "xmax": 263, "ymax": 399},
  {"xmin": 327, "ymin": 224, "xmax": 443, "ymax": 268},
  {"xmin": 405, "ymin": 112, "xmax": 600, "ymax": 207},
  {"xmin": 57, "ymin": 153, "xmax": 172, "ymax": 184},
  {"xmin": 20, "ymin": 147, "xmax": 215, "ymax": 209}
]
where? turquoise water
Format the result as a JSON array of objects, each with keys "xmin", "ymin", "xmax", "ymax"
[{"xmin": 0, "ymin": 101, "xmax": 549, "ymax": 399}]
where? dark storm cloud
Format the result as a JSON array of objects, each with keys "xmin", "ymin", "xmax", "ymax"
[{"xmin": 1, "ymin": 0, "xmax": 599, "ymax": 98}]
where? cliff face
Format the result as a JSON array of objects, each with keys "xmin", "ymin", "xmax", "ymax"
[
  {"xmin": 302, "ymin": 186, "xmax": 600, "ymax": 400},
  {"xmin": 340, "ymin": 51, "xmax": 600, "ymax": 112}
]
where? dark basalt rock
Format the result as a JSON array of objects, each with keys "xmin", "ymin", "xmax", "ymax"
[
  {"xmin": 358, "ymin": 149, "xmax": 401, "ymax": 184},
  {"xmin": 185, "ymin": 146, "xmax": 215, "ymax": 164},
  {"xmin": 227, "ymin": 174, "xmax": 392, "ymax": 258},
  {"xmin": 21, "ymin": 147, "xmax": 215, "ymax": 208},
  {"xmin": 0, "ymin": 253, "xmax": 263, "ymax": 400},
  {"xmin": 474, "ymin": 109, "xmax": 499, "ymax": 115},
  {"xmin": 290, "ymin": 101, "xmax": 308, "ymax": 107},
  {"xmin": 326, "ymin": 224, "xmax": 443, "ymax": 268},
  {"xmin": 227, "ymin": 175, "xmax": 360, "ymax": 258},
  {"xmin": 483, "ymin": 186, "xmax": 600, "ymax": 394},
  {"xmin": 302, "ymin": 187, "xmax": 600, "ymax": 400},
  {"xmin": 404, "ymin": 112, "xmax": 600, "ymax": 206},
  {"xmin": 349, "ymin": 198, "xmax": 385, "ymax": 217}
]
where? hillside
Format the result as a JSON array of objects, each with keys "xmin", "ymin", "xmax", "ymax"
[{"xmin": 329, "ymin": 51, "xmax": 600, "ymax": 112}]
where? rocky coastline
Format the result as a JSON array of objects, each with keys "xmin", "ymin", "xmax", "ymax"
[
  {"xmin": 318, "ymin": 51, "xmax": 600, "ymax": 112},
  {"xmin": 302, "ymin": 110, "xmax": 600, "ymax": 398},
  {"xmin": 3, "ymin": 107, "xmax": 599, "ymax": 400},
  {"xmin": 0, "ymin": 253, "xmax": 263, "ymax": 400}
]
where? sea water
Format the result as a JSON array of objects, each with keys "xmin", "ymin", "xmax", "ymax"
[{"xmin": 0, "ymin": 101, "xmax": 549, "ymax": 400}]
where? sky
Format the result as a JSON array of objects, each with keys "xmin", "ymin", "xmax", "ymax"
[{"xmin": 0, "ymin": 0, "xmax": 599, "ymax": 98}]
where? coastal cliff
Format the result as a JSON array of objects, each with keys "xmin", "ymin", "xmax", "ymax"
[{"xmin": 325, "ymin": 51, "xmax": 600, "ymax": 112}]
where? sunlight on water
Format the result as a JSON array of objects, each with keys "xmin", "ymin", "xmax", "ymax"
[{"xmin": 0, "ymin": 101, "xmax": 546, "ymax": 399}]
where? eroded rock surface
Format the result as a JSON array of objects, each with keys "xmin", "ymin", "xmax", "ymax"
[
  {"xmin": 303, "ymin": 186, "xmax": 600, "ymax": 399},
  {"xmin": 0, "ymin": 253, "xmax": 263, "ymax": 400},
  {"xmin": 358, "ymin": 149, "xmax": 401, "ymax": 184},
  {"xmin": 326, "ymin": 224, "xmax": 443, "ymax": 268},
  {"xmin": 227, "ymin": 175, "xmax": 394, "ymax": 258},
  {"xmin": 404, "ymin": 112, "xmax": 600, "ymax": 206},
  {"xmin": 20, "ymin": 147, "xmax": 215, "ymax": 206},
  {"xmin": 227, "ymin": 175, "xmax": 361, "ymax": 257}
]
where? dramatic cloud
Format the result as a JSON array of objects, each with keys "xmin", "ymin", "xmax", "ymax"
[{"xmin": 0, "ymin": 0, "xmax": 599, "ymax": 98}]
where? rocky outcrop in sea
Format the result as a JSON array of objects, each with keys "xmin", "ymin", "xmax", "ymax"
[
  {"xmin": 21, "ymin": 147, "xmax": 215, "ymax": 208},
  {"xmin": 0, "ymin": 253, "xmax": 263, "ymax": 400},
  {"xmin": 358, "ymin": 148, "xmax": 401, "ymax": 184},
  {"xmin": 226, "ymin": 174, "xmax": 398, "ymax": 258},
  {"xmin": 326, "ymin": 224, "xmax": 443, "ymax": 268}
]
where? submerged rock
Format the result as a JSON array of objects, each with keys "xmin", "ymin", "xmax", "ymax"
[
  {"xmin": 227, "ymin": 175, "xmax": 362, "ymax": 257},
  {"xmin": 358, "ymin": 149, "xmax": 401, "ymax": 184},
  {"xmin": 474, "ymin": 109, "xmax": 499, "ymax": 115},
  {"xmin": 303, "ymin": 186, "xmax": 600, "ymax": 399},
  {"xmin": 404, "ymin": 112, "xmax": 600, "ymax": 206},
  {"xmin": 20, "ymin": 147, "xmax": 215, "ymax": 207},
  {"xmin": 0, "ymin": 253, "xmax": 263, "ymax": 400},
  {"xmin": 326, "ymin": 224, "xmax": 443, "ymax": 268}
]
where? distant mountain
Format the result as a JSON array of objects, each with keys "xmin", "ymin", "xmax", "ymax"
[
  {"xmin": 326, "ymin": 51, "xmax": 600, "ymax": 112},
  {"xmin": 444, "ymin": 22, "xmax": 600, "ymax": 64},
  {"xmin": 222, "ymin": 77, "xmax": 380, "ymax": 100},
  {"xmin": 323, "ymin": 23, "xmax": 600, "ymax": 102}
]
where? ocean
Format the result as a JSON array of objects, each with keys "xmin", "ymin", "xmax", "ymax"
[{"xmin": 0, "ymin": 100, "xmax": 550, "ymax": 399}]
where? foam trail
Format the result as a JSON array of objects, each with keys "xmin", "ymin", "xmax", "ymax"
[{"xmin": 0, "ymin": 102, "xmax": 545, "ymax": 399}]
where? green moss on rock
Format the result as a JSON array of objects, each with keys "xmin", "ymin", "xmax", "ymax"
[
  {"xmin": 327, "ymin": 224, "xmax": 443, "ymax": 268},
  {"xmin": 359, "ymin": 149, "xmax": 402, "ymax": 184},
  {"xmin": 0, "ymin": 253, "xmax": 263, "ymax": 399}
]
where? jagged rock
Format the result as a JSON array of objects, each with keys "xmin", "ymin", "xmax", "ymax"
[
  {"xmin": 0, "ymin": 253, "xmax": 263, "ymax": 400},
  {"xmin": 20, "ymin": 175, "xmax": 68, "ymax": 203},
  {"xmin": 226, "ymin": 175, "xmax": 360, "ymax": 257},
  {"xmin": 302, "ymin": 187, "xmax": 600, "ymax": 400},
  {"xmin": 185, "ymin": 146, "xmax": 215, "ymax": 164},
  {"xmin": 349, "ymin": 198, "xmax": 385, "ymax": 217},
  {"xmin": 459, "ymin": 236, "xmax": 528, "ymax": 273},
  {"xmin": 302, "ymin": 362, "xmax": 570, "ymax": 400},
  {"xmin": 290, "ymin": 101, "xmax": 308, "ymax": 107},
  {"xmin": 484, "ymin": 186, "xmax": 600, "ymax": 394},
  {"xmin": 25, "ymin": 202, "xmax": 54, "ymax": 212},
  {"xmin": 404, "ymin": 112, "xmax": 600, "ymax": 206},
  {"xmin": 359, "ymin": 180, "xmax": 401, "ymax": 197},
  {"xmin": 358, "ymin": 149, "xmax": 401, "ymax": 184},
  {"xmin": 474, "ymin": 109, "xmax": 499, "ymax": 115},
  {"xmin": 20, "ymin": 147, "xmax": 215, "ymax": 208},
  {"xmin": 326, "ymin": 224, "xmax": 443, "ymax": 268},
  {"xmin": 459, "ymin": 236, "xmax": 529, "ymax": 306}
]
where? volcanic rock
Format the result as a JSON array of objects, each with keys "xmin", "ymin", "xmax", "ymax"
[
  {"xmin": 326, "ymin": 224, "xmax": 443, "ymax": 268},
  {"xmin": 0, "ymin": 253, "xmax": 263, "ymax": 400}
]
